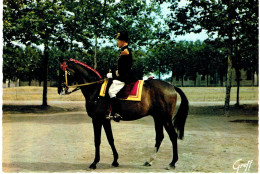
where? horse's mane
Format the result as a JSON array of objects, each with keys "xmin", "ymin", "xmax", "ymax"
[{"xmin": 69, "ymin": 58, "xmax": 102, "ymax": 79}]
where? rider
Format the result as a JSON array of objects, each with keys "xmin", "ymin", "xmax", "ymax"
[{"xmin": 106, "ymin": 31, "xmax": 137, "ymax": 121}]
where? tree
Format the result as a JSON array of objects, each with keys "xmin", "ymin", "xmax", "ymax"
[
  {"xmin": 59, "ymin": 0, "xmax": 166, "ymax": 72},
  {"xmin": 3, "ymin": 0, "xmax": 174, "ymax": 103},
  {"xmin": 167, "ymin": 0, "xmax": 258, "ymax": 109},
  {"xmin": 145, "ymin": 42, "xmax": 169, "ymax": 79},
  {"xmin": 132, "ymin": 49, "xmax": 147, "ymax": 79},
  {"xmin": 22, "ymin": 46, "xmax": 42, "ymax": 85},
  {"xmin": 3, "ymin": 45, "xmax": 24, "ymax": 82},
  {"xmin": 4, "ymin": 0, "xmax": 64, "ymax": 106},
  {"xmin": 149, "ymin": 39, "xmax": 227, "ymax": 87},
  {"xmin": 232, "ymin": 1, "xmax": 258, "ymax": 105},
  {"xmin": 96, "ymin": 46, "xmax": 118, "ymax": 77}
]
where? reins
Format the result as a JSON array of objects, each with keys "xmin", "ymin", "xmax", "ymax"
[
  {"xmin": 69, "ymin": 79, "xmax": 105, "ymax": 88},
  {"xmin": 63, "ymin": 79, "xmax": 105, "ymax": 95}
]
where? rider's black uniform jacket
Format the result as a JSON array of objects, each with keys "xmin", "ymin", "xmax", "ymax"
[{"xmin": 113, "ymin": 45, "xmax": 137, "ymax": 83}]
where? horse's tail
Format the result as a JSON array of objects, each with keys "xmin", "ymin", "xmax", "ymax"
[{"xmin": 173, "ymin": 86, "xmax": 189, "ymax": 140}]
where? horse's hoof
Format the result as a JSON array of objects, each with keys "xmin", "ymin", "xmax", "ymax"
[
  {"xmin": 89, "ymin": 163, "xmax": 96, "ymax": 169},
  {"xmin": 143, "ymin": 161, "xmax": 152, "ymax": 166},
  {"xmin": 112, "ymin": 161, "xmax": 119, "ymax": 167},
  {"xmin": 165, "ymin": 164, "xmax": 175, "ymax": 170}
]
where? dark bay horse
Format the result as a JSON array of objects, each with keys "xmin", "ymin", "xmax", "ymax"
[{"xmin": 58, "ymin": 58, "xmax": 189, "ymax": 170}]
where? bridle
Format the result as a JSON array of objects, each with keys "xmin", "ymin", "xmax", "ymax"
[{"xmin": 60, "ymin": 58, "xmax": 104, "ymax": 95}]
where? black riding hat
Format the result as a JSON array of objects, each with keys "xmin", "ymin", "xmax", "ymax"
[{"xmin": 116, "ymin": 31, "xmax": 129, "ymax": 42}]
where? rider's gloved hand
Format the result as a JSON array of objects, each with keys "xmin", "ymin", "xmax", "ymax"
[{"xmin": 107, "ymin": 73, "xmax": 113, "ymax": 78}]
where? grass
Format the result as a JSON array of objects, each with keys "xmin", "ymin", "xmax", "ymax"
[
  {"xmin": 181, "ymin": 87, "xmax": 258, "ymax": 102},
  {"xmin": 2, "ymin": 86, "xmax": 258, "ymax": 102}
]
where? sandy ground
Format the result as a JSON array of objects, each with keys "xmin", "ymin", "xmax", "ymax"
[{"xmin": 2, "ymin": 102, "xmax": 259, "ymax": 173}]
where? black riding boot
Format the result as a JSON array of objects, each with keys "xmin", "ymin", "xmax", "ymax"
[{"xmin": 108, "ymin": 97, "xmax": 122, "ymax": 122}]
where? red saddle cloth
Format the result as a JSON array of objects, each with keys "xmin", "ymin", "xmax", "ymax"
[
  {"xmin": 117, "ymin": 81, "xmax": 139, "ymax": 99},
  {"xmin": 99, "ymin": 79, "xmax": 144, "ymax": 101}
]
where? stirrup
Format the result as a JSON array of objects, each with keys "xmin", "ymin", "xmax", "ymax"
[
  {"xmin": 113, "ymin": 114, "xmax": 122, "ymax": 122},
  {"xmin": 106, "ymin": 113, "xmax": 122, "ymax": 122},
  {"xmin": 106, "ymin": 114, "xmax": 113, "ymax": 120}
]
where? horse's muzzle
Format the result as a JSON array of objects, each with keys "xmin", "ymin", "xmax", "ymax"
[{"xmin": 58, "ymin": 83, "xmax": 69, "ymax": 95}]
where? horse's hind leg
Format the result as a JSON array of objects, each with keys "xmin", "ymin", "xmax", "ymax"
[
  {"xmin": 103, "ymin": 119, "xmax": 119, "ymax": 167},
  {"xmin": 144, "ymin": 117, "xmax": 164, "ymax": 166},
  {"xmin": 163, "ymin": 117, "xmax": 178, "ymax": 169}
]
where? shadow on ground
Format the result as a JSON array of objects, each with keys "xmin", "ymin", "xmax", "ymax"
[
  {"xmin": 2, "ymin": 105, "xmax": 81, "ymax": 114},
  {"xmin": 2, "ymin": 162, "xmax": 90, "ymax": 173},
  {"xmin": 2, "ymin": 104, "xmax": 258, "ymax": 116},
  {"xmin": 2, "ymin": 161, "xmax": 162, "ymax": 173}
]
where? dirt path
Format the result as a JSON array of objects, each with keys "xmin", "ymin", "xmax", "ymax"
[{"xmin": 2, "ymin": 102, "xmax": 258, "ymax": 173}]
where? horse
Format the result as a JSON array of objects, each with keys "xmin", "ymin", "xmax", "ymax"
[{"xmin": 58, "ymin": 58, "xmax": 189, "ymax": 170}]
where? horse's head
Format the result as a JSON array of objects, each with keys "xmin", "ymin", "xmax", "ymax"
[
  {"xmin": 58, "ymin": 58, "xmax": 102, "ymax": 95},
  {"xmin": 58, "ymin": 58, "xmax": 77, "ymax": 95}
]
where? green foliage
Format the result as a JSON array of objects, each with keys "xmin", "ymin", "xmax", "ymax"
[
  {"xmin": 132, "ymin": 49, "xmax": 147, "ymax": 79},
  {"xmin": 3, "ymin": 0, "xmax": 167, "ymax": 82},
  {"xmin": 3, "ymin": 0, "xmax": 257, "ymax": 92},
  {"xmin": 95, "ymin": 46, "xmax": 147, "ymax": 79},
  {"xmin": 167, "ymin": 0, "xmax": 258, "ymax": 106},
  {"xmin": 167, "ymin": 0, "xmax": 258, "ymax": 74},
  {"xmin": 3, "ymin": 45, "xmax": 42, "ymax": 82},
  {"xmin": 3, "ymin": 45, "xmax": 23, "ymax": 81},
  {"xmin": 145, "ymin": 39, "xmax": 226, "ymax": 82},
  {"xmin": 96, "ymin": 46, "xmax": 118, "ymax": 77}
]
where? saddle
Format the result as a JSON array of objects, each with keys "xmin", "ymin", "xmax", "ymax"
[{"xmin": 99, "ymin": 79, "xmax": 144, "ymax": 101}]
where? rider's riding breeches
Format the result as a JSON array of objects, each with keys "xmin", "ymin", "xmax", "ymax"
[{"xmin": 108, "ymin": 80, "xmax": 125, "ymax": 98}]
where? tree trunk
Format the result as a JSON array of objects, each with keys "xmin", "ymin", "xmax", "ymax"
[
  {"xmin": 233, "ymin": 27, "xmax": 241, "ymax": 106},
  {"xmin": 224, "ymin": 55, "xmax": 232, "ymax": 111},
  {"xmin": 16, "ymin": 79, "xmax": 20, "ymax": 87},
  {"xmin": 29, "ymin": 73, "xmax": 32, "ymax": 86},
  {"xmin": 193, "ymin": 80, "xmax": 195, "ymax": 87},
  {"xmin": 171, "ymin": 70, "xmax": 174, "ymax": 85},
  {"xmin": 235, "ymin": 68, "xmax": 241, "ymax": 106},
  {"xmin": 42, "ymin": 43, "xmax": 49, "ymax": 106},
  {"xmin": 7, "ymin": 79, "xmax": 10, "ymax": 88},
  {"xmin": 251, "ymin": 70, "xmax": 254, "ymax": 86},
  {"xmin": 225, "ymin": 1, "xmax": 234, "ymax": 112},
  {"xmin": 206, "ymin": 74, "xmax": 208, "ymax": 87},
  {"xmin": 94, "ymin": 34, "xmax": 98, "ymax": 69},
  {"xmin": 220, "ymin": 74, "xmax": 223, "ymax": 87},
  {"xmin": 158, "ymin": 61, "xmax": 161, "ymax": 80}
]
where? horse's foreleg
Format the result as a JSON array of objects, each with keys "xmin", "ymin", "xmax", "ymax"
[
  {"xmin": 103, "ymin": 119, "xmax": 119, "ymax": 167},
  {"xmin": 144, "ymin": 117, "xmax": 164, "ymax": 166},
  {"xmin": 89, "ymin": 119, "xmax": 102, "ymax": 169},
  {"xmin": 163, "ymin": 118, "xmax": 178, "ymax": 169}
]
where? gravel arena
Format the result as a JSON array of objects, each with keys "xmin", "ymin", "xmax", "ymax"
[{"xmin": 2, "ymin": 87, "xmax": 259, "ymax": 173}]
